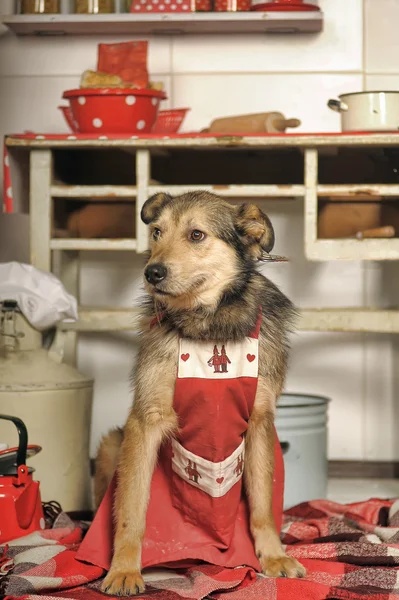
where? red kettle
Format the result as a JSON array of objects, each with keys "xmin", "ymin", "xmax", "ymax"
[{"xmin": 0, "ymin": 414, "xmax": 45, "ymax": 543}]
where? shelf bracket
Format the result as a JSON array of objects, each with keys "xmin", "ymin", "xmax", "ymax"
[{"xmin": 136, "ymin": 149, "xmax": 151, "ymax": 254}]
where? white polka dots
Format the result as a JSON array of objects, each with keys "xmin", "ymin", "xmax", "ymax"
[
  {"xmin": 40, "ymin": 517, "xmax": 45, "ymax": 530},
  {"xmin": 67, "ymin": 135, "xmax": 77, "ymax": 140},
  {"xmin": 7, "ymin": 186, "xmax": 13, "ymax": 198},
  {"xmin": 4, "ymin": 154, "xmax": 9, "ymax": 167},
  {"xmin": 78, "ymin": 96, "xmax": 86, "ymax": 105},
  {"xmin": 152, "ymin": 97, "xmax": 158, "ymax": 106},
  {"xmin": 137, "ymin": 120, "xmax": 146, "ymax": 130},
  {"xmin": 99, "ymin": 135, "xmax": 108, "ymax": 139},
  {"xmin": 95, "ymin": 0, "xmax": 193, "ymax": 10},
  {"xmin": 92, "ymin": 118, "xmax": 103, "ymax": 128},
  {"xmin": 35, "ymin": 135, "xmax": 45, "ymax": 139},
  {"xmin": 131, "ymin": 135, "xmax": 139, "ymax": 139},
  {"xmin": 126, "ymin": 95, "xmax": 136, "ymax": 105}
]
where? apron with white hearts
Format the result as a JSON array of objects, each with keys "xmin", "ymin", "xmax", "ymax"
[
  {"xmin": 169, "ymin": 312, "xmax": 261, "ymax": 546},
  {"xmin": 76, "ymin": 310, "xmax": 284, "ymax": 572}
]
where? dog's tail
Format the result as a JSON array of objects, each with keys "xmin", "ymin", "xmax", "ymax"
[{"xmin": 94, "ymin": 427, "xmax": 124, "ymax": 510}]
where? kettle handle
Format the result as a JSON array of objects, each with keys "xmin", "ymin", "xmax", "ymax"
[{"xmin": 0, "ymin": 415, "xmax": 28, "ymax": 467}]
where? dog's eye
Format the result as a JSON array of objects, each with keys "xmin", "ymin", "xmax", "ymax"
[
  {"xmin": 190, "ymin": 230, "xmax": 205, "ymax": 242},
  {"xmin": 152, "ymin": 228, "xmax": 162, "ymax": 241}
]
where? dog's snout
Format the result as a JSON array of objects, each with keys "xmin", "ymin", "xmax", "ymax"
[{"xmin": 145, "ymin": 263, "xmax": 168, "ymax": 285}]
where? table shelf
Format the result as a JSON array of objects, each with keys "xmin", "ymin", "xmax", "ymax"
[{"xmin": 1, "ymin": 11, "xmax": 323, "ymax": 36}]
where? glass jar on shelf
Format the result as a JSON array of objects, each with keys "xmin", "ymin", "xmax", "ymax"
[
  {"xmin": 75, "ymin": 0, "xmax": 115, "ymax": 12},
  {"xmin": 21, "ymin": 0, "xmax": 60, "ymax": 13}
]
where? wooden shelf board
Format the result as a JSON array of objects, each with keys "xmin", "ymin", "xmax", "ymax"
[
  {"xmin": 7, "ymin": 133, "xmax": 399, "ymax": 150},
  {"xmin": 51, "ymin": 185, "xmax": 137, "ymax": 199},
  {"xmin": 300, "ymin": 308, "xmax": 399, "ymax": 334},
  {"xmin": 305, "ymin": 238, "xmax": 399, "ymax": 261},
  {"xmin": 58, "ymin": 307, "xmax": 399, "ymax": 334},
  {"xmin": 50, "ymin": 238, "xmax": 137, "ymax": 250},
  {"xmin": 50, "ymin": 183, "xmax": 304, "ymax": 199},
  {"xmin": 317, "ymin": 184, "xmax": 399, "ymax": 198},
  {"xmin": 148, "ymin": 184, "xmax": 305, "ymax": 197},
  {"xmin": 2, "ymin": 11, "xmax": 323, "ymax": 36}
]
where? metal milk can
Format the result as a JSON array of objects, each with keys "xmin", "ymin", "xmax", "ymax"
[{"xmin": 0, "ymin": 300, "xmax": 93, "ymax": 511}]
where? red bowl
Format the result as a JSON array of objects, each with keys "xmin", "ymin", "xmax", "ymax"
[
  {"xmin": 152, "ymin": 109, "xmax": 190, "ymax": 134},
  {"xmin": 62, "ymin": 88, "xmax": 167, "ymax": 134}
]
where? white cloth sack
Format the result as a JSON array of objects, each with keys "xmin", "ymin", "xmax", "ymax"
[{"xmin": 0, "ymin": 262, "xmax": 78, "ymax": 330}]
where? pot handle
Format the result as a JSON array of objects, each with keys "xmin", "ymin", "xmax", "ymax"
[{"xmin": 327, "ymin": 99, "xmax": 349, "ymax": 113}]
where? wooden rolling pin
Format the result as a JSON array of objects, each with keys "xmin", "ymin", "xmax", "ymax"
[
  {"xmin": 206, "ymin": 112, "xmax": 301, "ymax": 134},
  {"xmin": 355, "ymin": 226, "xmax": 396, "ymax": 240}
]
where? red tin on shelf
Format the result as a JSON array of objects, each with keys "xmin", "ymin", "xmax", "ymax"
[
  {"xmin": 129, "ymin": 0, "xmax": 210, "ymax": 12},
  {"xmin": 214, "ymin": 0, "xmax": 250, "ymax": 11}
]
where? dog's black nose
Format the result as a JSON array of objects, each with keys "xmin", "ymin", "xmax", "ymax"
[{"xmin": 145, "ymin": 263, "xmax": 168, "ymax": 285}]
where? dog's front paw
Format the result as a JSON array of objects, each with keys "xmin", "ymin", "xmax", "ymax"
[
  {"xmin": 259, "ymin": 555, "xmax": 305, "ymax": 579},
  {"xmin": 101, "ymin": 569, "xmax": 145, "ymax": 596}
]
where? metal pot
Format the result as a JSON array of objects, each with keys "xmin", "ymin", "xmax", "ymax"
[
  {"xmin": 275, "ymin": 393, "xmax": 330, "ymax": 509},
  {"xmin": 328, "ymin": 91, "xmax": 399, "ymax": 132}
]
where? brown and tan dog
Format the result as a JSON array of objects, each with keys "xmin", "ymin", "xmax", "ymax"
[{"xmin": 95, "ymin": 191, "xmax": 305, "ymax": 596}]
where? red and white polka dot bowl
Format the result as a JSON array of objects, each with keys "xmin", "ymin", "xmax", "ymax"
[{"xmin": 61, "ymin": 88, "xmax": 167, "ymax": 134}]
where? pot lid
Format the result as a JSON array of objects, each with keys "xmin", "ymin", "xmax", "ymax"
[
  {"xmin": 0, "ymin": 445, "xmax": 41, "ymax": 476},
  {"xmin": 0, "ymin": 348, "xmax": 93, "ymax": 391},
  {"xmin": 338, "ymin": 90, "xmax": 399, "ymax": 98},
  {"xmin": 63, "ymin": 88, "xmax": 167, "ymax": 99},
  {"xmin": 251, "ymin": 2, "xmax": 320, "ymax": 11}
]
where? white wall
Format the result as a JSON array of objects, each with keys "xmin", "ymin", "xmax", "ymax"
[{"xmin": 0, "ymin": 0, "xmax": 397, "ymax": 460}]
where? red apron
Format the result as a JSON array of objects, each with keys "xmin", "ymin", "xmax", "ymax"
[{"xmin": 77, "ymin": 313, "xmax": 284, "ymax": 572}]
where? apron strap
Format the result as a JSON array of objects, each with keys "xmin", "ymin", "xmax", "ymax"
[
  {"xmin": 248, "ymin": 307, "xmax": 262, "ymax": 339},
  {"xmin": 150, "ymin": 313, "xmax": 165, "ymax": 329}
]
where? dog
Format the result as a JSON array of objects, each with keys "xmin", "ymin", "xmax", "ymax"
[{"xmin": 95, "ymin": 191, "xmax": 306, "ymax": 596}]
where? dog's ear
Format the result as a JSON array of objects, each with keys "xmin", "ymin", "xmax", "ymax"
[
  {"xmin": 234, "ymin": 203, "xmax": 275, "ymax": 258},
  {"xmin": 141, "ymin": 193, "xmax": 172, "ymax": 224}
]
